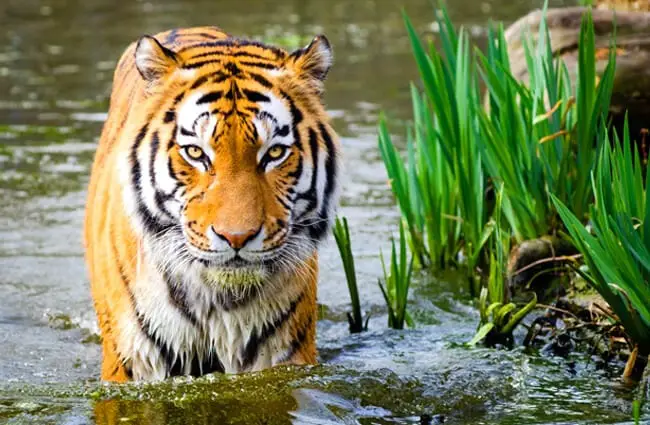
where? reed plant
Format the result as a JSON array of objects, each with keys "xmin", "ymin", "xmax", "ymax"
[
  {"xmin": 333, "ymin": 217, "xmax": 367, "ymax": 333},
  {"xmin": 378, "ymin": 6, "xmax": 488, "ymax": 272},
  {"xmin": 477, "ymin": 8, "xmax": 616, "ymax": 243},
  {"xmin": 379, "ymin": 222, "xmax": 415, "ymax": 330},
  {"xmin": 552, "ymin": 129, "xmax": 650, "ymax": 363},
  {"xmin": 380, "ymin": 3, "xmax": 615, "ymax": 277},
  {"xmin": 469, "ymin": 189, "xmax": 537, "ymax": 347}
]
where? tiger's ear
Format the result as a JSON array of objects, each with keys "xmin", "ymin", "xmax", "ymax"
[
  {"xmin": 134, "ymin": 35, "xmax": 179, "ymax": 82},
  {"xmin": 285, "ymin": 35, "xmax": 333, "ymax": 89}
]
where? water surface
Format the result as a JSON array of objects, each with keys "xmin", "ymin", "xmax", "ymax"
[{"xmin": 0, "ymin": 0, "xmax": 647, "ymax": 423}]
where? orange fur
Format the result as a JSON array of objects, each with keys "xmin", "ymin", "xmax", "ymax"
[{"xmin": 84, "ymin": 27, "xmax": 339, "ymax": 381}]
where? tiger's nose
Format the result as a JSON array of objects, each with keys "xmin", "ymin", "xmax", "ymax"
[{"xmin": 213, "ymin": 227, "xmax": 261, "ymax": 250}]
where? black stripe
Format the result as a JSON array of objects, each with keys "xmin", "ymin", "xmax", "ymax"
[
  {"xmin": 231, "ymin": 49, "xmax": 280, "ymax": 59},
  {"xmin": 138, "ymin": 313, "xmax": 225, "ymax": 377},
  {"xmin": 188, "ymin": 50, "xmax": 277, "ymax": 62},
  {"xmin": 276, "ymin": 194, "xmax": 291, "ymax": 210},
  {"xmin": 149, "ymin": 131, "xmax": 176, "ymax": 221},
  {"xmin": 136, "ymin": 311, "xmax": 180, "ymax": 375},
  {"xmin": 178, "ymin": 39, "xmax": 284, "ymax": 57},
  {"xmin": 190, "ymin": 75, "xmax": 210, "ymax": 90},
  {"xmin": 242, "ymin": 88, "xmax": 270, "ymax": 103},
  {"xmin": 131, "ymin": 125, "xmax": 170, "ymax": 235},
  {"xmin": 220, "ymin": 108, "xmax": 235, "ymax": 119},
  {"xmin": 111, "ymin": 238, "xmax": 132, "ymax": 293},
  {"xmin": 132, "ymin": 292, "xmax": 222, "ymax": 377},
  {"xmin": 115, "ymin": 229, "xmax": 173, "ymax": 372},
  {"xmin": 149, "ymin": 131, "xmax": 160, "ymax": 188},
  {"xmin": 162, "ymin": 270, "xmax": 201, "ymax": 328},
  {"xmin": 167, "ymin": 157, "xmax": 178, "ymax": 179},
  {"xmin": 309, "ymin": 124, "xmax": 338, "ymax": 241},
  {"xmin": 224, "ymin": 62, "xmax": 241, "ymax": 76},
  {"xmin": 287, "ymin": 148, "xmax": 303, "ymax": 180},
  {"xmin": 197, "ymin": 91, "xmax": 223, "ymax": 104},
  {"xmin": 279, "ymin": 314, "xmax": 313, "ymax": 363},
  {"xmin": 295, "ymin": 128, "xmax": 319, "ymax": 217},
  {"xmin": 318, "ymin": 124, "xmax": 337, "ymax": 202},
  {"xmin": 225, "ymin": 84, "xmax": 237, "ymax": 100},
  {"xmin": 258, "ymin": 111, "xmax": 277, "ymax": 123},
  {"xmin": 178, "ymin": 40, "xmax": 238, "ymax": 52},
  {"xmin": 168, "ymin": 124, "xmax": 178, "ymax": 151},
  {"xmin": 282, "ymin": 91, "xmax": 304, "ymax": 190},
  {"xmin": 182, "ymin": 30, "xmax": 227, "ymax": 41},
  {"xmin": 180, "ymin": 126, "xmax": 196, "ymax": 137},
  {"xmin": 211, "ymin": 71, "xmax": 230, "ymax": 84},
  {"xmin": 163, "ymin": 110, "xmax": 175, "ymax": 123},
  {"xmin": 183, "ymin": 59, "xmax": 222, "ymax": 70},
  {"xmin": 281, "ymin": 90, "xmax": 303, "ymax": 126},
  {"xmin": 173, "ymin": 92, "xmax": 185, "ymax": 106},
  {"xmin": 239, "ymin": 61, "xmax": 277, "ymax": 70},
  {"xmin": 274, "ymin": 125, "xmax": 290, "ymax": 138},
  {"xmin": 170, "ymin": 184, "xmax": 184, "ymax": 199},
  {"xmin": 189, "ymin": 351, "xmax": 225, "ymax": 376},
  {"xmin": 244, "ymin": 105, "xmax": 260, "ymax": 115},
  {"xmin": 250, "ymin": 122, "xmax": 260, "ymax": 142},
  {"xmin": 240, "ymin": 291, "xmax": 304, "ymax": 369},
  {"xmin": 248, "ymin": 72, "xmax": 273, "ymax": 88}
]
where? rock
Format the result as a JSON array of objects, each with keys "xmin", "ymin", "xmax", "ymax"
[
  {"xmin": 505, "ymin": 7, "xmax": 650, "ymax": 141},
  {"xmin": 507, "ymin": 235, "xmax": 577, "ymax": 302},
  {"xmin": 596, "ymin": 0, "xmax": 650, "ymax": 12}
]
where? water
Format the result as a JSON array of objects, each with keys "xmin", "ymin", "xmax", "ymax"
[{"xmin": 0, "ymin": 0, "xmax": 647, "ymax": 423}]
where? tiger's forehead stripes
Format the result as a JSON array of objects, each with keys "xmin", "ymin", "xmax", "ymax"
[
  {"xmin": 176, "ymin": 85, "xmax": 281, "ymax": 150},
  {"xmin": 179, "ymin": 41, "xmax": 286, "ymax": 74},
  {"xmin": 177, "ymin": 38, "xmax": 285, "ymax": 58}
]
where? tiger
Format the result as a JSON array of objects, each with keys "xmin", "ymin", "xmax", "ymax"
[{"xmin": 83, "ymin": 26, "xmax": 340, "ymax": 382}]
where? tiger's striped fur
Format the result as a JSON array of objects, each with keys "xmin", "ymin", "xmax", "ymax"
[{"xmin": 84, "ymin": 27, "xmax": 340, "ymax": 382}]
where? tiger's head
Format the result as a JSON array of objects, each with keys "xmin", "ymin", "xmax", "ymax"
[{"xmin": 125, "ymin": 31, "xmax": 340, "ymax": 289}]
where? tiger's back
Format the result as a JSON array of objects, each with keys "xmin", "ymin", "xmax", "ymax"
[{"xmin": 85, "ymin": 27, "xmax": 339, "ymax": 381}]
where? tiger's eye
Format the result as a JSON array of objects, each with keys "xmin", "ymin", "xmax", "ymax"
[
  {"xmin": 185, "ymin": 145, "xmax": 204, "ymax": 160},
  {"xmin": 267, "ymin": 145, "xmax": 286, "ymax": 160}
]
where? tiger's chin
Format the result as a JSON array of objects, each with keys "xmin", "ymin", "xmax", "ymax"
[
  {"xmin": 192, "ymin": 254, "xmax": 280, "ymax": 293},
  {"xmin": 201, "ymin": 265, "xmax": 268, "ymax": 291}
]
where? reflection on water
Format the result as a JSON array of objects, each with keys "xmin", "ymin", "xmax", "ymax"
[{"xmin": 1, "ymin": 0, "xmax": 647, "ymax": 424}]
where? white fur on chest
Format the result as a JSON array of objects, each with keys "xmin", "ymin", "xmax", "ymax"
[{"xmin": 118, "ymin": 250, "xmax": 302, "ymax": 381}]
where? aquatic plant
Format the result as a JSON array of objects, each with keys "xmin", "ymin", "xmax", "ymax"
[
  {"xmin": 469, "ymin": 189, "xmax": 537, "ymax": 347},
  {"xmin": 552, "ymin": 129, "xmax": 650, "ymax": 369},
  {"xmin": 333, "ymin": 216, "xmax": 367, "ymax": 333},
  {"xmin": 378, "ymin": 6, "xmax": 488, "ymax": 272},
  {"xmin": 477, "ymin": 8, "xmax": 616, "ymax": 243},
  {"xmin": 380, "ymin": 3, "xmax": 615, "ymax": 282},
  {"xmin": 379, "ymin": 222, "xmax": 415, "ymax": 330}
]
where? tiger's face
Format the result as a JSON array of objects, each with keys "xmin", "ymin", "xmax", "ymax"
[{"xmin": 129, "ymin": 33, "xmax": 339, "ymax": 288}]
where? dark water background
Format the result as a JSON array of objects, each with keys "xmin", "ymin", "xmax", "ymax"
[{"xmin": 1, "ymin": 0, "xmax": 648, "ymax": 424}]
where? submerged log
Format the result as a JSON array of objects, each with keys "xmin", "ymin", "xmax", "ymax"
[{"xmin": 505, "ymin": 7, "xmax": 650, "ymax": 140}]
